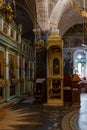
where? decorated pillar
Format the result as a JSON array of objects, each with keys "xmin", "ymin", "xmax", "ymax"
[{"xmin": 46, "ymin": 29, "xmax": 64, "ymax": 106}]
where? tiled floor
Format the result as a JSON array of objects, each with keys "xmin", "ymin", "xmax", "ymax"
[{"xmin": 0, "ymin": 94, "xmax": 87, "ymax": 130}]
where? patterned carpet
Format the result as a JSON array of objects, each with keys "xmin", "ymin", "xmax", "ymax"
[{"xmin": 0, "ymin": 98, "xmax": 79, "ymax": 130}]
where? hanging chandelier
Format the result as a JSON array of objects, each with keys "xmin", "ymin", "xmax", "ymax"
[
  {"xmin": 33, "ymin": 25, "xmax": 45, "ymax": 53},
  {"xmin": 35, "ymin": 39, "xmax": 44, "ymax": 52},
  {"xmin": 69, "ymin": 0, "xmax": 87, "ymax": 18}
]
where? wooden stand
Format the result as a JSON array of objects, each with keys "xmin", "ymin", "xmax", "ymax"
[
  {"xmin": 72, "ymin": 82, "xmax": 80, "ymax": 107},
  {"xmin": 33, "ymin": 78, "xmax": 46, "ymax": 104}
]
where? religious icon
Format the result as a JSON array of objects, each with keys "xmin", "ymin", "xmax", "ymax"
[
  {"xmin": 9, "ymin": 57, "xmax": 14, "ymax": 78},
  {"xmin": 49, "ymin": 79, "xmax": 61, "ymax": 99},
  {"xmin": 53, "ymin": 58, "xmax": 59, "ymax": 75}
]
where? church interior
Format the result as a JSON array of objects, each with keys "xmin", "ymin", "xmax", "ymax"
[{"xmin": 0, "ymin": 0, "xmax": 87, "ymax": 129}]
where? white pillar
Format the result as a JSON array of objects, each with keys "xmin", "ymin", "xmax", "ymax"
[
  {"xmin": 5, "ymin": 47, "xmax": 9, "ymax": 82},
  {"xmin": 5, "ymin": 46, "xmax": 9, "ymax": 100}
]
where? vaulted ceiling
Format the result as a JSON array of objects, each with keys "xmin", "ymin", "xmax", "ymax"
[
  {"xmin": 15, "ymin": 0, "xmax": 87, "ymax": 40},
  {"xmin": 14, "ymin": 0, "xmax": 36, "ymax": 42}
]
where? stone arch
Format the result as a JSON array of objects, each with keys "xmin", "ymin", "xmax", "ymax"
[
  {"xmin": 49, "ymin": 0, "xmax": 84, "ymax": 36},
  {"xmin": 49, "ymin": 0, "xmax": 69, "ymax": 29},
  {"xmin": 35, "ymin": 0, "xmax": 50, "ymax": 31}
]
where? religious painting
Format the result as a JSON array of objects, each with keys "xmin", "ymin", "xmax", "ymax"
[
  {"xmin": 30, "ymin": 62, "xmax": 33, "ymax": 79},
  {"xmin": 0, "ymin": 87, "xmax": 3, "ymax": 100},
  {"xmin": 0, "ymin": 51, "xmax": 5, "ymax": 77},
  {"xmin": 9, "ymin": 54, "xmax": 16, "ymax": 79},
  {"xmin": 53, "ymin": 58, "xmax": 59, "ymax": 75},
  {"xmin": 10, "ymin": 81, "xmax": 15, "ymax": 96},
  {"xmin": 49, "ymin": 79, "xmax": 61, "ymax": 99},
  {"xmin": 25, "ymin": 61, "xmax": 29, "ymax": 78},
  {"xmin": 11, "ymin": 28, "xmax": 14, "ymax": 38},
  {"xmin": 9, "ymin": 57, "xmax": 14, "ymax": 78},
  {"xmin": 16, "ymin": 32, "xmax": 19, "ymax": 42},
  {"xmin": 3, "ymin": 22, "xmax": 8, "ymax": 34},
  {"xmin": 9, "ymin": 54, "xmax": 16, "ymax": 97},
  {"xmin": 51, "ymin": 46, "xmax": 60, "ymax": 53}
]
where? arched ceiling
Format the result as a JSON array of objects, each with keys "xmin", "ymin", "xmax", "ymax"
[
  {"xmin": 49, "ymin": 0, "xmax": 86, "ymax": 36},
  {"xmin": 15, "ymin": 0, "xmax": 37, "ymax": 22},
  {"xmin": 14, "ymin": 0, "xmax": 87, "ymax": 39},
  {"xmin": 15, "ymin": 0, "xmax": 37, "ymax": 42},
  {"xmin": 58, "ymin": 7, "xmax": 84, "ymax": 36}
]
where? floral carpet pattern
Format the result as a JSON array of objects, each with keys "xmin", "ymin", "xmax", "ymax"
[{"xmin": 0, "ymin": 98, "xmax": 79, "ymax": 130}]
